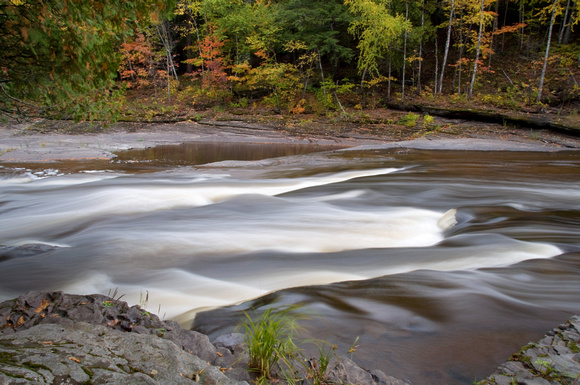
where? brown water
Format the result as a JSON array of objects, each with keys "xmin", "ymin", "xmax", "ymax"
[{"xmin": 1, "ymin": 145, "xmax": 579, "ymax": 384}]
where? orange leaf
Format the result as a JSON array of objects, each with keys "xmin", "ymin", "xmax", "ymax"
[{"xmin": 35, "ymin": 298, "xmax": 50, "ymax": 313}]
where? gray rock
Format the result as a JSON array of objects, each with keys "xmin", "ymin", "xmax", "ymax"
[
  {"xmin": 214, "ymin": 333, "xmax": 246, "ymax": 354},
  {"xmin": 0, "ymin": 322, "xmax": 245, "ymax": 385},
  {"xmin": 477, "ymin": 315, "xmax": 580, "ymax": 385},
  {"xmin": 327, "ymin": 357, "xmax": 376, "ymax": 385},
  {"xmin": 0, "ymin": 292, "xmax": 411, "ymax": 385},
  {"xmin": 370, "ymin": 369, "xmax": 413, "ymax": 385}
]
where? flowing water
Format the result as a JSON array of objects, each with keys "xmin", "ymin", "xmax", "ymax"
[{"xmin": 1, "ymin": 143, "xmax": 579, "ymax": 384}]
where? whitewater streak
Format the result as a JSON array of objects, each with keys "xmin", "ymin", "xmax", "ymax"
[{"xmin": 0, "ymin": 166, "xmax": 562, "ymax": 321}]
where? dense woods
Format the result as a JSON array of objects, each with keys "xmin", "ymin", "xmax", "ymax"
[{"xmin": 1, "ymin": 0, "xmax": 579, "ymax": 121}]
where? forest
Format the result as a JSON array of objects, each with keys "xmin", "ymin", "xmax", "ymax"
[{"xmin": 0, "ymin": 0, "xmax": 579, "ymax": 123}]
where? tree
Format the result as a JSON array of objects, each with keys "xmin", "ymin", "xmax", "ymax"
[
  {"xmin": 537, "ymin": 0, "xmax": 560, "ymax": 101},
  {"xmin": 346, "ymin": 0, "xmax": 409, "ymax": 99},
  {"xmin": 468, "ymin": 0, "xmax": 496, "ymax": 99},
  {"xmin": 439, "ymin": 0, "xmax": 456, "ymax": 94},
  {"xmin": 402, "ymin": 0, "xmax": 409, "ymax": 101},
  {"xmin": 0, "ymin": 0, "xmax": 176, "ymax": 120}
]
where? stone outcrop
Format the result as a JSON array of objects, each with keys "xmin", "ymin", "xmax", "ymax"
[
  {"xmin": 0, "ymin": 291, "xmax": 247, "ymax": 385},
  {"xmin": 0, "ymin": 291, "xmax": 409, "ymax": 385},
  {"xmin": 0, "ymin": 322, "xmax": 239, "ymax": 384},
  {"xmin": 477, "ymin": 315, "xmax": 580, "ymax": 385},
  {"xmin": 4, "ymin": 291, "xmax": 579, "ymax": 385}
]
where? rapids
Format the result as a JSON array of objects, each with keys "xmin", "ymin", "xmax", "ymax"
[{"xmin": 1, "ymin": 144, "xmax": 579, "ymax": 384}]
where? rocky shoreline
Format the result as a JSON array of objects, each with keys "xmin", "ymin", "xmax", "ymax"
[
  {"xmin": 1, "ymin": 292, "xmax": 579, "ymax": 384},
  {"xmin": 476, "ymin": 316, "xmax": 580, "ymax": 385},
  {"xmin": 0, "ymin": 292, "xmax": 409, "ymax": 385},
  {"xmin": 1, "ymin": 116, "xmax": 580, "ymax": 164}
]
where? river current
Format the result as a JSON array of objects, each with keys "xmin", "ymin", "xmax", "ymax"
[{"xmin": 0, "ymin": 144, "xmax": 579, "ymax": 384}]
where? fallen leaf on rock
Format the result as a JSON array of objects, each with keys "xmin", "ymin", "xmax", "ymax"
[
  {"xmin": 42, "ymin": 341, "xmax": 53, "ymax": 345},
  {"xmin": 216, "ymin": 352, "xmax": 223, "ymax": 357},
  {"xmin": 68, "ymin": 356, "xmax": 81, "ymax": 363},
  {"xmin": 34, "ymin": 299, "xmax": 50, "ymax": 313}
]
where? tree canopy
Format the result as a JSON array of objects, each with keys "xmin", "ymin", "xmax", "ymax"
[
  {"xmin": 0, "ymin": 0, "xmax": 175, "ymax": 119},
  {"xmin": 1, "ymin": 0, "xmax": 578, "ymax": 121}
]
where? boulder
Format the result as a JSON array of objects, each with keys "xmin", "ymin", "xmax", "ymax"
[{"xmin": 0, "ymin": 322, "xmax": 243, "ymax": 384}]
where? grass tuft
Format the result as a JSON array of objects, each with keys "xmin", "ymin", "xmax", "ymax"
[{"xmin": 243, "ymin": 308, "xmax": 299, "ymax": 380}]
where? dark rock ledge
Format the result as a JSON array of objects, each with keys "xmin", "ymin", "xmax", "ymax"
[{"xmin": 0, "ymin": 292, "xmax": 408, "ymax": 385}]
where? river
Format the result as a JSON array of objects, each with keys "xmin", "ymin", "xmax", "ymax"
[{"xmin": 1, "ymin": 143, "xmax": 579, "ymax": 384}]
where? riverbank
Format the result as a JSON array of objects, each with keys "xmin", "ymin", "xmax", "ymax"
[
  {"xmin": 1, "ymin": 292, "xmax": 578, "ymax": 384},
  {"xmin": 476, "ymin": 316, "xmax": 580, "ymax": 385},
  {"xmin": 1, "ymin": 112, "xmax": 580, "ymax": 164},
  {"xmin": 0, "ymin": 291, "xmax": 408, "ymax": 385}
]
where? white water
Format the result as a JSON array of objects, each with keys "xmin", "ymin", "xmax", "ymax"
[
  {"xmin": 0, "ymin": 162, "xmax": 564, "ymax": 322},
  {"xmin": 2, "ymin": 147, "xmax": 580, "ymax": 384}
]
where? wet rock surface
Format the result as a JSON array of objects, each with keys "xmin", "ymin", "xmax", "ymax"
[
  {"xmin": 0, "ymin": 292, "xmax": 409, "ymax": 384},
  {"xmin": 477, "ymin": 315, "xmax": 580, "ymax": 385}
]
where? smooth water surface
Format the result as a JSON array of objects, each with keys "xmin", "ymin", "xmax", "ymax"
[{"xmin": 1, "ymin": 145, "xmax": 579, "ymax": 384}]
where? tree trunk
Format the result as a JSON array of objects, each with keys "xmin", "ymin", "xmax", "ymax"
[
  {"xmin": 457, "ymin": 19, "xmax": 465, "ymax": 94},
  {"xmin": 434, "ymin": 36, "xmax": 439, "ymax": 96},
  {"xmin": 538, "ymin": 0, "xmax": 559, "ymax": 102},
  {"xmin": 469, "ymin": 0, "xmax": 486, "ymax": 99},
  {"xmin": 502, "ymin": 0, "xmax": 509, "ymax": 51},
  {"xmin": 402, "ymin": 1, "xmax": 409, "ymax": 102},
  {"xmin": 361, "ymin": 66, "xmax": 367, "ymax": 108},
  {"xmin": 192, "ymin": 18, "xmax": 204, "ymax": 75},
  {"xmin": 520, "ymin": 0, "xmax": 525, "ymax": 49},
  {"xmin": 388, "ymin": 55, "xmax": 392, "ymax": 102},
  {"xmin": 318, "ymin": 52, "xmax": 328, "ymax": 106},
  {"xmin": 417, "ymin": 0, "xmax": 425, "ymax": 95},
  {"xmin": 558, "ymin": 0, "xmax": 571, "ymax": 43},
  {"xmin": 489, "ymin": 0, "xmax": 500, "ymax": 67},
  {"xmin": 439, "ymin": 0, "xmax": 455, "ymax": 95}
]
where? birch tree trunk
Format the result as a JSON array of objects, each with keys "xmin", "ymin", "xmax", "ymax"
[
  {"xmin": 439, "ymin": 0, "xmax": 455, "ymax": 95},
  {"xmin": 558, "ymin": 0, "xmax": 571, "ymax": 43},
  {"xmin": 537, "ymin": 0, "xmax": 559, "ymax": 102},
  {"xmin": 402, "ymin": 0, "xmax": 409, "ymax": 101},
  {"xmin": 417, "ymin": 0, "xmax": 425, "ymax": 95},
  {"xmin": 468, "ymin": 0, "xmax": 486, "ymax": 99}
]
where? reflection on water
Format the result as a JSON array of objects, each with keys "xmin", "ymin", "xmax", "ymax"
[
  {"xmin": 0, "ymin": 144, "xmax": 579, "ymax": 384},
  {"xmin": 114, "ymin": 141, "xmax": 349, "ymax": 167},
  {"xmin": 0, "ymin": 141, "xmax": 349, "ymax": 175}
]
